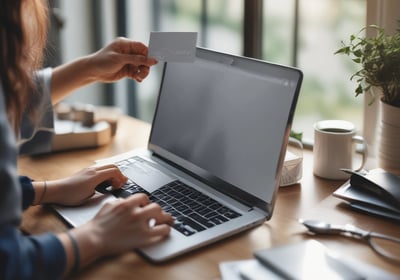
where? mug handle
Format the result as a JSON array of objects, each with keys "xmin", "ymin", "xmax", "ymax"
[{"xmin": 352, "ymin": 135, "xmax": 368, "ymax": 171}]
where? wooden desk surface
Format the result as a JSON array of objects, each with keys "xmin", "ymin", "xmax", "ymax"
[{"xmin": 18, "ymin": 116, "xmax": 400, "ymax": 279}]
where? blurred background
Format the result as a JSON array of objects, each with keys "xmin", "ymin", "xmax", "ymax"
[{"xmin": 46, "ymin": 0, "xmax": 398, "ymax": 143}]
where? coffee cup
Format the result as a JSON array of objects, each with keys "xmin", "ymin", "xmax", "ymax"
[{"xmin": 313, "ymin": 120, "xmax": 368, "ymax": 180}]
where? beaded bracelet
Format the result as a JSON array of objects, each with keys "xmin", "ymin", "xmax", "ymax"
[{"xmin": 66, "ymin": 231, "xmax": 80, "ymax": 274}]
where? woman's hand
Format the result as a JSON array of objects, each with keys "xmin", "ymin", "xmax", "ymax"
[
  {"xmin": 51, "ymin": 37, "xmax": 158, "ymax": 104},
  {"xmin": 86, "ymin": 37, "xmax": 158, "ymax": 83},
  {"xmin": 58, "ymin": 193, "xmax": 173, "ymax": 272},
  {"xmin": 34, "ymin": 164, "xmax": 128, "ymax": 206},
  {"xmin": 86, "ymin": 193, "xmax": 173, "ymax": 253}
]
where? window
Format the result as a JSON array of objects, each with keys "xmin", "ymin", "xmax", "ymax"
[
  {"xmin": 263, "ymin": 0, "xmax": 366, "ymax": 140},
  {"xmin": 126, "ymin": 0, "xmax": 366, "ymax": 143},
  {"xmin": 62, "ymin": 0, "xmax": 394, "ymax": 145}
]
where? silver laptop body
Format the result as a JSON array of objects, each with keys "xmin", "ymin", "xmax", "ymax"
[{"xmin": 54, "ymin": 47, "xmax": 302, "ymax": 262}]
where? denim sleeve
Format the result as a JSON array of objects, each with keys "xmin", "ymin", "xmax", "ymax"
[
  {"xmin": 19, "ymin": 68, "xmax": 55, "ymax": 155},
  {"xmin": 19, "ymin": 176, "xmax": 35, "ymax": 209},
  {"xmin": 0, "ymin": 226, "xmax": 66, "ymax": 280}
]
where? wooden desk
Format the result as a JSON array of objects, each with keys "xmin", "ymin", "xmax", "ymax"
[{"xmin": 18, "ymin": 116, "xmax": 400, "ymax": 279}]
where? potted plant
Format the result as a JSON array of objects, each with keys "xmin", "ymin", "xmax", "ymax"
[{"xmin": 335, "ymin": 21, "xmax": 400, "ymax": 174}]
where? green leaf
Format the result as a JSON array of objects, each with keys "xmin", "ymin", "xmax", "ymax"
[
  {"xmin": 355, "ymin": 84, "xmax": 363, "ymax": 95},
  {"xmin": 290, "ymin": 130, "xmax": 303, "ymax": 142},
  {"xmin": 353, "ymin": 50, "xmax": 363, "ymax": 57},
  {"xmin": 334, "ymin": 46, "xmax": 349, "ymax": 55}
]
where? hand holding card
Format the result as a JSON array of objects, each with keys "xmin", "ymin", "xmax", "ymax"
[{"xmin": 148, "ymin": 32, "xmax": 197, "ymax": 63}]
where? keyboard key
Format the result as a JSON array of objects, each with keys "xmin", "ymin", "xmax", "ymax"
[
  {"xmin": 188, "ymin": 213, "xmax": 215, "ymax": 228},
  {"xmin": 223, "ymin": 211, "xmax": 241, "ymax": 219},
  {"xmin": 210, "ymin": 215, "xmax": 228, "ymax": 225},
  {"xmin": 179, "ymin": 217, "xmax": 206, "ymax": 232},
  {"xmin": 112, "ymin": 189, "xmax": 134, "ymax": 198},
  {"xmin": 197, "ymin": 207, "xmax": 211, "ymax": 216},
  {"xmin": 172, "ymin": 223, "xmax": 196, "ymax": 236},
  {"xmin": 209, "ymin": 202, "xmax": 223, "ymax": 210}
]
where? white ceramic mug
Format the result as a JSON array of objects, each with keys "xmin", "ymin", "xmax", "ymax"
[{"xmin": 313, "ymin": 120, "xmax": 368, "ymax": 180}]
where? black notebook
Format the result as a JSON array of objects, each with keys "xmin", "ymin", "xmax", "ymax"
[{"xmin": 333, "ymin": 169, "xmax": 400, "ymax": 223}]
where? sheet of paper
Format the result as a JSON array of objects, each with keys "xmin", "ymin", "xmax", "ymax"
[
  {"xmin": 254, "ymin": 240, "xmax": 363, "ymax": 280},
  {"xmin": 148, "ymin": 32, "xmax": 197, "ymax": 62},
  {"xmin": 219, "ymin": 253, "xmax": 398, "ymax": 280},
  {"xmin": 255, "ymin": 239, "xmax": 398, "ymax": 280},
  {"xmin": 219, "ymin": 260, "xmax": 282, "ymax": 280}
]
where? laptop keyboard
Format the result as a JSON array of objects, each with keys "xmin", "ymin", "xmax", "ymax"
[{"xmin": 111, "ymin": 160, "xmax": 242, "ymax": 236}]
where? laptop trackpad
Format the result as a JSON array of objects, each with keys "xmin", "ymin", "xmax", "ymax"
[{"xmin": 123, "ymin": 161, "xmax": 174, "ymax": 193}]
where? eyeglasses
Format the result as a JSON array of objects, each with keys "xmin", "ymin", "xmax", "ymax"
[{"xmin": 299, "ymin": 219, "xmax": 400, "ymax": 263}]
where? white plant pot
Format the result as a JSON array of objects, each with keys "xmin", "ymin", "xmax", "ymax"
[{"xmin": 378, "ymin": 100, "xmax": 400, "ymax": 175}]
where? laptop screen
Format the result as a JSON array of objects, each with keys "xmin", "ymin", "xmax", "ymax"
[{"xmin": 149, "ymin": 48, "xmax": 302, "ymax": 211}]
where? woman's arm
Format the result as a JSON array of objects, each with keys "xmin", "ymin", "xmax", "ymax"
[
  {"xmin": 0, "ymin": 227, "xmax": 67, "ymax": 280},
  {"xmin": 0, "ymin": 90, "xmax": 66, "ymax": 280},
  {"xmin": 51, "ymin": 37, "xmax": 157, "ymax": 104}
]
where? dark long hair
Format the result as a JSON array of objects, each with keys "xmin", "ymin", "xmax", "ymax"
[{"xmin": 0, "ymin": 0, "xmax": 48, "ymax": 134}]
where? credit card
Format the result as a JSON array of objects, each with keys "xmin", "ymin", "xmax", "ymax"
[{"xmin": 148, "ymin": 32, "xmax": 197, "ymax": 62}]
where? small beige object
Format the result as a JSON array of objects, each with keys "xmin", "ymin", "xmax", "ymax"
[{"xmin": 280, "ymin": 137, "xmax": 303, "ymax": 187}]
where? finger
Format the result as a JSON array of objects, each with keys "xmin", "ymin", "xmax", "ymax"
[
  {"xmin": 97, "ymin": 198, "xmax": 122, "ymax": 215},
  {"xmin": 97, "ymin": 169, "xmax": 127, "ymax": 187},
  {"xmin": 136, "ymin": 65, "xmax": 150, "ymax": 80},
  {"xmin": 156, "ymin": 209, "xmax": 175, "ymax": 225},
  {"xmin": 137, "ymin": 202, "xmax": 162, "ymax": 217},
  {"xmin": 113, "ymin": 37, "xmax": 149, "ymax": 56},
  {"xmin": 127, "ymin": 40, "xmax": 149, "ymax": 56},
  {"xmin": 121, "ymin": 64, "xmax": 138, "ymax": 80},
  {"xmin": 124, "ymin": 192, "xmax": 151, "ymax": 207},
  {"xmin": 131, "ymin": 65, "xmax": 151, "ymax": 83},
  {"xmin": 140, "ymin": 204, "xmax": 174, "ymax": 228},
  {"xmin": 145, "ymin": 210, "xmax": 174, "ymax": 226},
  {"xmin": 94, "ymin": 163, "xmax": 119, "ymax": 171},
  {"xmin": 145, "ymin": 214, "xmax": 173, "ymax": 237},
  {"xmin": 148, "ymin": 224, "xmax": 171, "ymax": 237},
  {"xmin": 100, "ymin": 194, "xmax": 148, "ymax": 217},
  {"xmin": 122, "ymin": 54, "xmax": 158, "ymax": 67},
  {"xmin": 96, "ymin": 167, "xmax": 128, "ymax": 189},
  {"xmin": 124, "ymin": 65, "xmax": 145, "ymax": 83}
]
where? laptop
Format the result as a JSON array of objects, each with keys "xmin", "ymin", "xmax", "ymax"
[{"xmin": 53, "ymin": 47, "xmax": 303, "ymax": 262}]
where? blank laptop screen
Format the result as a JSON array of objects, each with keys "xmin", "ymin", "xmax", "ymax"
[{"xmin": 149, "ymin": 48, "xmax": 302, "ymax": 208}]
